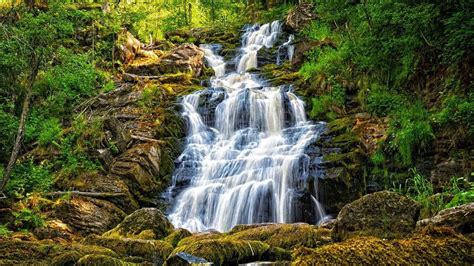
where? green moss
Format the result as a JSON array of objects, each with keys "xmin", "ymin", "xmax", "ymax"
[
  {"xmin": 77, "ymin": 255, "xmax": 137, "ymax": 266},
  {"xmin": 82, "ymin": 235, "xmax": 174, "ymax": 261},
  {"xmin": 228, "ymin": 223, "xmax": 332, "ymax": 250},
  {"xmin": 292, "ymin": 230, "xmax": 473, "ymax": 265},
  {"xmin": 164, "ymin": 228, "xmax": 192, "ymax": 247},
  {"xmin": 171, "ymin": 239, "xmax": 270, "ymax": 265},
  {"xmin": 327, "ymin": 117, "xmax": 354, "ymax": 135},
  {"xmin": 177, "ymin": 231, "xmax": 223, "ymax": 247}
]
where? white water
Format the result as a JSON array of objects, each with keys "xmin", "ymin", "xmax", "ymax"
[{"xmin": 168, "ymin": 21, "xmax": 326, "ymax": 232}]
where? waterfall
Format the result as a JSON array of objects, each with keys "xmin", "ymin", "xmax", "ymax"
[{"xmin": 167, "ymin": 21, "xmax": 327, "ymax": 232}]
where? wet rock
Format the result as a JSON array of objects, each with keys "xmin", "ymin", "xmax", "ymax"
[
  {"xmin": 82, "ymin": 234, "xmax": 173, "ymax": 263},
  {"xmin": 166, "ymin": 252, "xmax": 209, "ymax": 265},
  {"xmin": 332, "ymin": 191, "xmax": 421, "ymax": 241},
  {"xmin": 417, "ymin": 203, "xmax": 474, "ymax": 234},
  {"xmin": 292, "ymin": 229, "xmax": 473, "ymax": 265},
  {"xmin": 285, "ymin": 3, "xmax": 318, "ymax": 32},
  {"xmin": 103, "ymin": 208, "xmax": 174, "ymax": 240},
  {"xmin": 53, "ymin": 196, "xmax": 126, "ymax": 236}
]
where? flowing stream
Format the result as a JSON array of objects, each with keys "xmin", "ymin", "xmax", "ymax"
[{"xmin": 167, "ymin": 21, "xmax": 327, "ymax": 232}]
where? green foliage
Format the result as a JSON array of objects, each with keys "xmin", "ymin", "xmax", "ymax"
[
  {"xmin": 367, "ymin": 87, "xmax": 404, "ymax": 117},
  {"xmin": 442, "ymin": 6, "xmax": 474, "ymax": 64},
  {"xmin": 0, "ymin": 109, "xmax": 18, "ymax": 160},
  {"xmin": 310, "ymin": 83, "xmax": 345, "ymax": 121},
  {"xmin": 38, "ymin": 118, "xmax": 62, "ymax": 147},
  {"xmin": 446, "ymin": 190, "xmax": 474, "ymax": 208},
  {"xmin": 388, "ymin": 103, "xmax": 434, "ymax": 166},
  {"xmin": 13, "ymin": 208, "xmax": 45, "ymax": 230},
  {"xmin": 5, "ymin": 161, "xmax": 53, "ymax": 198},
  {"xmin": 433, "ymin": 95, "xmax": 474, "ymax": 136},
  {"xmin": 0, "ymin": 224, "xmax": 11, "ymax": 237}
]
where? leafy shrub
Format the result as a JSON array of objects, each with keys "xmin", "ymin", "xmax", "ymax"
[
  {"xmin": 433, "ymin": 95, "xmax": 474, "ymax": 136},
  {"xmin": 0, "ymin": 224, "xmax": 11, "ymax": 237},
  {"xmin": 389, "ymin": 103, "xmax": 434, "ymax": 165},
  {"xmin": 310, "ymin": 83, "xmax": 345, "ymax": 121},
  {"xmin": 5, "ymin": 160, "xmax": 53, "ymax": 198},
  {"xmin": 13, "ymin": 208, "xmax": 44, "ymax": 230},
  {"xmin": 367, "ymin": 87, "xmax": 404, "ymax": 117},
  {"xmin": 38, "ymin": 118, "xmax": 62, "ymax": 147}
]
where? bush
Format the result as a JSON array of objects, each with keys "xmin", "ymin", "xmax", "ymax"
[
  {"xmin": 38, "ymin": 118, "xmax": 62, "ymax": 147},
  {"xmin": 13, "ymin": 208, "xmax": 44, "ymax": 230},
  {"xmin": 388, "ymin": 103, "xmax": 434, "ymax": 165},
  {"xmin": 310, "ymin": 83, "xmax": 345, "ymax": 121},
  {"xmin": 367, "ymin": 87, "xmax": 404, "ymax": 117},
  {"xmin": 0, "ymin": 224, "xmax": 11, "ymax": 237},
  {"xmin": 5, "ymin": 161, "xmax": 53, "ymax": 198},
  {"xmin": 433, "ymin": 95, "xmax": 474, "ymax": 136}
]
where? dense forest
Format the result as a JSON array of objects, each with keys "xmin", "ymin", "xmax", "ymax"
[{"xmin": 0, "ymin": 0, "xmax": 472, "ymax": 265}]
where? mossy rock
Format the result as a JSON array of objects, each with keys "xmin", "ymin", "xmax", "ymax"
[
  {"xmin": 333, "ymin": 191, "xmax": 422, "ymax": 241},
  {"xmin": 326, "ymin": 117, "xmax": 355, "ymax": 135},
  {"xmin": 292, "ymin": 229, "xmax": 473, "ymax": 265},
  {"xmin": 176, "ymin": 231, "xmax": 223, "ymax": 247},
  {"xmin": 82, "ymin": 234, "xmax": 174, "ymax": 262},
  {"xmin": 227, "ymin": 223, "xmax": 332, "ymax": 250},
  {"xmin": 0, "ymin": 240, "xmax": 117, "ymax": 265},
  {"xmin": 164, "ymin": 228, "xmax": 192, "ymax": 247},
  {"xmin": 103, "ymin": 208, "xmax": 174, "ymax": 240},
  {"xmin": 77, "ymin": 254, "xmax": 137, "ymax": 266},
  {"xmin": 170, "ymin": 239, "xmax": 270, "ymax": 265}
]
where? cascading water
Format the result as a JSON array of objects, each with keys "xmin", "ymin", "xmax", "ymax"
[{"xmin": 167, "ymin": 21, "xmax": 328, "ymax": 232}]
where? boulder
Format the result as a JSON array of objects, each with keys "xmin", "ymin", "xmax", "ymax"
[
  {"xmin": 53, "ymin": 196, "xmax": 126, "ymax": 236},
  {"xmin": 164, "ymin": 228, "xmax": 193, "ymax": 247},
  {"xmin": 126, "ymin": 43, "xmax": 205, "ymax": 77},
  {"xmin": 285, "ymin": 3, "xmax": 318, "ymax": 32},
  {"xmin": 332, "ymin": 191, "xmax": 421, "ymax": 241},
  {"xmin": 82, "ymin": 234, "xmax": 174, "ymax": 263},
  {"xmin": 159, "ymin": 44, "xmax": 205, "ymax": 77},
  {"xmin": 417, "ymin": 203, "xmax": 474, "ymax": 234},
  {"xmin": 166, "ymin": 252, "xmax": 209, "ymax": 266},
  {"xmin": 103, "ymin": 208, "xmax": 174, "ymax": 240},
  {"xmin": 293, "ymin": 229, "xmax": 473, "ymax": 265},
  {"xmin": 76, "ymin": 255, "xmax": 131, "ymax": 266},
  {"xmin": 169, "ymin": 239, "xmax": 270, "ymax": 265},
  {"xmin": 228, "ymin": 223, "xmax": 332, "ymax": 250},
  {"xmin": 110, "ymin": 143, "xmax": 167, "ymax": 205}
]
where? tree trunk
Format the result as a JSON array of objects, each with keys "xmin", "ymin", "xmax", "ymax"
[{"xmin": 0, "ymin": 53, "xmax": 39, "ymax": 194}]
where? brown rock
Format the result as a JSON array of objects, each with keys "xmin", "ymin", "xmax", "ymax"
[
  {"xmin": 53, "ymin": 196, "xmax": 126, "ymax": 236},
  {"xmin": 285, "ymin": 3, "xmax": 318, "ymax": 32},
  {"xmin": 417, "ymin": 203, "xmax": 474, "ymax": 234},
  {"xmin": 333, "ymin": 191, "xmax": 422, "ymax": 241}
]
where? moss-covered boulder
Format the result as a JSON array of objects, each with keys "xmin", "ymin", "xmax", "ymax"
[
  {"xmin": 77, "ymin": 254, "xmax": 137, "ymax": 266},
  {"xmin": 292, "ymin": 228, "xmax": 473, "ymax": 265},
  {"xmin": 0, "ymin": 240, "xmax": 117, "ymax": 265},
  {"xmin": 82, "ymin": 234, "xmax": 174, "ymax": 263},
  {"xmin": 103, "ymin": 208, "xmax": 174, "ymax": 240},
  {"xmin": 164, "ymin": 228, "xmax": 192, "ymax": 247},
  {"xmin": 169, "ymin": 239, "xmax": 270, "ymax": 265},
  {"xmin": 333, "ymin": 191, "xmax": 421, "ymax": 241},
  {"xmin": 417, "ymin": 203, "xmax": 474, "ymax": 234},
  {"xmin": 227, "ymin": 223, "xmax": 332, "ymax": 250}
]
